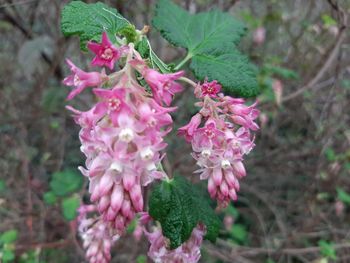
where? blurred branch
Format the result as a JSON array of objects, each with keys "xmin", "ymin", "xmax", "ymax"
[
  {"xmin": 282, "ymin": 0, "xmax": 348, "ymax": 102},
  {"xmin": 0, "ymin": 0, "xmax": 38, "ymax": 9},
  {"xmin": 282, "ymin": 28, "xmax": 347, "ymax": 102}
]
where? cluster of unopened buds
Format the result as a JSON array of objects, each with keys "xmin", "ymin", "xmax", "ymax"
[{"xmin": 63, "ymin": 31, "xmax": 258, "ymax": 263}]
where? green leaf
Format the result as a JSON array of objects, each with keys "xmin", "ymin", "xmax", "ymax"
[
  {"xmin": 153, "ymin": 0, "xmax": 245, "ymax": 53},
  {"xmin": 191, "ymin": 51, "xmax": 258, "ymax": 98},
  {"xmin": 0, "ymin": 230, "xmax": 18, "ymax": 244},
  {"xmin": 61, "ymin": 196, "xmax": 80, "ymax": 221},
  {"xmin": 2, "ymin": 249, "xmax": 15, "ymax": 262},
  {"xmin": 61, "ymin": 1, "xmax": 130, "ymax": 50},
  {"xmin": 225, "ymin": 205, "xmax": 240, "ymax": 218},
  {"xmin": 43, "ymin": 192, "xmax": 57, "ymax": 205},
  {"xmin": 0, "ymin": 179, "xmax": 5, "ymax": 193},
  {"xmin": 135, "ymin": 36, "xmax": 150, "ymax": 59},
  {"xmin": 321, "ymin": 14, "xmax": 337, "ymax": 27},
  {"xmin": 153, "ymin": 0, "xmax": 259, "ymax": 97},
  {"xmin": 325, "ymin": 148, "xmax": 336, "ymax": 161},
  {"xmin": 262, "ymin": 64, "xmax": 299, "ymax": 80},
  {"xmin": 136, "ymin": 255, "xmax": 147, "ymax": 263},
  {"xmin": 341, "ymin": 79, "xmax": 350, "ymax": 90},
  {"xmin": 135, "ymin": 36, "xmax": 171, "ymax": 73},
  {"xmin": 126, "ymin": 218, "xmax": 137, "ymax": 233},
  {"xmin": 230, "ymin": 224, "xmax": 248, "ymax": 243},
  {"xmin": 337, "ymin": 188, "xmax": 350, "ymax": 205},
  {"xmin": 149, "ymin": 176, "xmax": 220, "ymax": 249},
  {"xmin": 49, "ymin": 169, "xmax": 83, "ymax": 197},
  {"xmin": 119, "ymin": 24, "xmax": 138, "ymax": 43},
  {"xmin": 318, "ymin": 240, "xmax": 337, "ymax": 260}
]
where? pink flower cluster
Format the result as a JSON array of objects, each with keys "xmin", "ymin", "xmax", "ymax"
[
  {"xmin": 77, "ymin": 205, "xmax": 118, "ymax": 263},
  {"xmin": 178, "ymin": 80, "xmax": 259, "ymax": 207},
  {"xmin": 63, "ymin": 33, "xmax": 184, "ymax": 262},
  {"xmin": 145, "ymin": 224, "xmax": 205, "ymax": 263}
]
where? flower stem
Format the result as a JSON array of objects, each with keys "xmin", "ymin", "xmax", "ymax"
[
  {"xmin": 174, "ymin": 53, "xmax": 192, "ymax": 70},
  {"xmin": 179, "ymin": 76, "xmax": 197, "ymax": 87}
]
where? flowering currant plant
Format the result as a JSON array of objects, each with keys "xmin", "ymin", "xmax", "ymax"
[{"xmin": 61, "ymin": 0, "xmax": 260, "ymax": 262}]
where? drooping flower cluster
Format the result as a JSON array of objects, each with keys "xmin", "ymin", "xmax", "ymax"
[
  {"xmin": 77, "ymin": 205, "xmax": 119, "ymax": 263},
  {"xmin": 145, "ymin": 224, "xmax": 205, "ymax": 263},
  {"xmin": 178, "ymin": 80, "xmax": 259, "ymax": 207},
  {"xmin": 63, "ymin": 33, "xmax": 184, "ymax": 262}
]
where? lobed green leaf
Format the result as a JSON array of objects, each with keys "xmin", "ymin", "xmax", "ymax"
[
  {"xmin": 153, "ymin": 0, "xmax": 259, "ymax": 97},
  {"xmin": 61, "ymin": 1, "xmax": 130, "ymax": 50}
]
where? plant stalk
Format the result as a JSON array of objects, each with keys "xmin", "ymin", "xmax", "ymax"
[{"xmin": 174, "ymin": 53, "xmax": 192, "ymax": 70}]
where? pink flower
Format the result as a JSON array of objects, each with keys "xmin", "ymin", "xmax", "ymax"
[
  {"xmin": 93, "ymin": 88, "xmax": 131, "ymax": 125},
  {"xmin": 88, "ymin": 32, "xmax": 128, "ymax": 70},
  {"xmin": 224, "ymin": 215, "xmax": 234, "ymax": 231},
  {"xmin": 133, "ymin": 223, "xmax": 143, "ymax": 242},
  {"xmin": 178, "ymin": 113, "xmax": 202, "ymax": 142},
  {"xmin": 146, "ymin": 224, "xmax": 205, "ymax": 263},
  {"xmin": 194, "ymin": 119, "xmax": 225, "ymax": 148},
  {"xmin": 137, "ymin": 101, "xmax": 175, "ymax": 131},
  {"xmin": 63, "ymin": 59, "xmax": 105, "ymax": 100},
  {"xmin": 272, "ymin": 79, "xmax": 283, "ymax": 106},
  {"xmin": 223, "ymin": 97, "xmax": 260, "ymax": 131},
  {"xmin": 199, "ymin": 80, "xmax": 222, "ymax": 98},
  {"xmin": 253, "ymin": 27, "xmax": 266, "ymax": 45},
  {"xmin": 143, "ymin": 69, "xmax": 184, "ymax": 106}
]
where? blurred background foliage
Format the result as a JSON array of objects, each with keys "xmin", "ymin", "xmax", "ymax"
[{"xmin": 0, "ymin": 0, "xmax": 349, "ymax": 262}]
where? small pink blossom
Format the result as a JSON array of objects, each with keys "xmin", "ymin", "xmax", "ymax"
[
  {"xmin": 194, "ymin": 119, "xmax": 225, "ymax": 147},
  {"xmin": 197, "ymin": 80, "xmax": 221, "ymax": 98},
  {"xmin": 143, "ymin": 69, "xmax": 184, "ymax": 106},
  {"xmin": 63, "ymin": 59, "xmax": 106, "ymax": 100},
  {"xmin": 253, "ymin": 27, "xmax": 266, "ymax": 45},
  {"xmin": 88, "ymin": 32, "xmax": 128, "ymax": 70},
  {"xmin": 133, "ymin": 223, "xmax": 144, "ymax": 242},
  {"xmin": 335, "ymin": 200, "xmax": 345, "ymax": 217},
  {"xmin": 93, "ymin": 88, "xmax": 131, "ymax": 125},
  {"xmin": 272, "ymin": 79, "xmax": 283, "ymax": 106},
  {"xmin": 146, "ymin": 224, "xmax": 205, "ymax": 263},
  {"xmin": 178, "ymin": 113, "xmax": 202, "ymax": 142},
  {"xmin": 129, "ymin": 58, "xmax": 184, "ymax": 105},
  {"xmin": 224, "ymin": 215, "xmax": 234, "ymax": 231}
]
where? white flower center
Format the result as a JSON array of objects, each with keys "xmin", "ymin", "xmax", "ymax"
[
  {"xmin": 163, "ymin": 81, "xmax": 171, "ymax": 90},
  {"xmin": 101, "ymin": 48, "xmax": 113, "ymax": 60},
  {"xmin": 73, "ymin": 74, "xmax": 81, "ymax": 86},
  {"xmin": 110, "ymin": 161, "xmax": 122, "ymax": 173},
  {"xmin": 201, "ymin": 149, "xmax": 211, "ymax": 158},
  {"xmin": 119, "ymin": 128, "xmax": 134, "ymax": 142},
  {"xmin": 140, "ymin": 148, "xmax": 154, "ymax": 161},
  {"xmin": 146, "ymin": 163, "xmax": 156, "ymax": 171},
  {"xmin": 221, "ymin": 159, "xmax": 231, "ymax": 169}
]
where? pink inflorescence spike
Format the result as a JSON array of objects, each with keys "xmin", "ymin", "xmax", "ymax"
[
  {"xmin": 63, "ymin": 36, "xmax": 184, "ymax": 262},
  {"xmin": 178, "ymin": 80, "xmax": 259, "ymax": 208}
]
